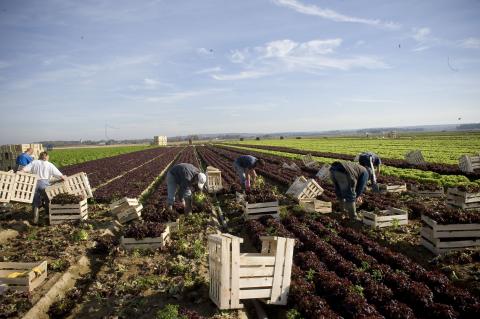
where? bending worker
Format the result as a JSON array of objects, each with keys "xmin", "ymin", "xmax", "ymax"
[
  {"xmin": 166, "ymin": 163, "xmax": 206, "ymax": 213},
  {"xmin": 233, "ymin": 155, "xmax": 265, "ymax": 191},
  {"xmin": 20, "ymin": 151, "xmax": 67, "ymax": 224},
  {"xmin": 16, "ymin": 147, "xmax": 34, "ymax": 171},
  {"xmin": 329, "ymin": 161, "xmax": 369, "ymax": 221},
  {"xmin": 358, "ymin": 151, "xmax": 381, "ymax": 191}
]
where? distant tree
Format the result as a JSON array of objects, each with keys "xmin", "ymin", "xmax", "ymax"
[
  {"xmin": 240, "ymin": 138, "xmax": 244, "ymax": 141},
  {"xmin": 296, "ymin": 136, "xmax": 302, "ymax": 139},
  {"xmin": 256, "ymin": 137, "xmax": 260, "ymax": 141},
  {"xmin": 280, "ymin": 136, "xmax": 284, "ymax": 140}
]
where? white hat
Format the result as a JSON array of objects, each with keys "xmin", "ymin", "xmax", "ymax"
[{"xmin": 197, "ymin": 173, "xmax": 207, "ymax": 189}]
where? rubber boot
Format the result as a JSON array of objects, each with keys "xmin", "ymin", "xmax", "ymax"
[
  {"xmin": 33, "ymin": 207, "xmax": 39, "ymax": 225},
  {"xmin": 344, "ymin": 202, "xmax": 359, "ymax": 221},
  {"xmin": 336, "ymin": 200, "xmax": 345, "ymax": 212}
]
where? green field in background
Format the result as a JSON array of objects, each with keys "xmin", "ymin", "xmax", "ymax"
[
  {"xmin": 232, "ymin": 131, "xmax": 480, "ymax": 164},
  {"xmin": 49, "ymin": 145, "xmax": 153, "ymax": 167}
]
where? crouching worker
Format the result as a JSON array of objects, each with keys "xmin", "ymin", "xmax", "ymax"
[
  {"xmin": 20, "ymin": 151, "xmax": 67, "ymax": 224},
  {"xmin": 358, "ymin": 151, "xmax": 381, "ymax": 191},
  {"xmin": 329, "ymin": 161, "xmax": 369, "ymax": 221},
  {"xmin": 166, "ymin": 163, "xmax": 206, "ymax": 213},
  {"xmin": 233, "ymin": 155, "xmax": 265, "ymax": 191}
]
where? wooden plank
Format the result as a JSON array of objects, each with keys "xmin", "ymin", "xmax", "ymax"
[
  {"xmin": 230, "ymin": 236, "xmax": 241, "ymax": 309},
  {"xmin": 422, "ymin": 215, "xmax": 480, "ymax": 232},
  {"xmin": 245, "ymin": 201, "xmax": 279, "ymax": 209},
  {"xmin": 239, "ymin": 288, "xmax": 272, "ymax": 299},
  {"xmin": 239, "ymin": 267, "xmax": 275, "ymax": 277},
  {"xmin": 278, "ymin": 238, "xmax": 294, "ymax": 305},
  {"xmin": 240, "ymin": 255, "xmax": 276, "ymax": 266},
  {"xmin": 220, "ymin": 236, "xmax": 230, "ymax": 309},
  {"xmin": 269, "ymin": 237, "xmax": 285, "ymax": 303},
  {"xmin": 239, "ymin": 277, "xmax": 273, "ymax": 288}
]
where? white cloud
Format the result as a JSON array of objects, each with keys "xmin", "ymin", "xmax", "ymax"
[
  {"xmin": 144, "ymin": 88, "xmax": 229, "ymax": 103},
  {"xmin": 272, "ymin": 0, "xmax": 400, "ymax": 29},
  {"xmin": 197, "ymin": 47, "xmax": 214, "ymax": 56},
  {"xmin": 212, "ymin": 38, "xmax": 387, "ymax": 80},
  {"xmin": 230, "ymin": 50, "xmax": 249, "ymax": 63},
  {"xmin": 345, "ymin": 98, "xmax": 400, "ymax": 103},
  {"xmin": 460, "ymin": 37, "xmax": 480, "ymax": 49},
  {"xmin": 412, "ymin": 46, "xmax": 430, "ymax": 52},
  {"xmin": 412, "ymin": 27, "xmax": 431, "ymax": 42},
  {"xmin": 195, "ymin": 66, "xmax": 222, "ymax": 74}
]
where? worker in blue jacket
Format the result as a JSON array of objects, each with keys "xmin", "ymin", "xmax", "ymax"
[
  {"xmin": 357, "ymin": 151, "xmax": 381, "ymax": 191},
  {"xmin": 329, "ymin": 161, "xmax": 369, "ymax": 220},
  {"xmin": 16, "ymin": 148, "xmax": 34, "ymax": 171},
  {"xmin": 233, "ymin": 155, "xmax": 265, "ymax": 191}
]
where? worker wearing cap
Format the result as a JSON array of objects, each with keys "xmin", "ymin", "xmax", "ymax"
[
  {"xmin": 15, "ymin": 148, "xmax": 34, "ymax": 171},
  {"xmin": 233, "ymin": 155, "xmax": 265, "ymax": 191},
  {"xmin": 20, "ymin": 151, "xmax": 67, "ymax": 224},
  {"xmin": 166, "ymin": 163, "xmax": 206, "ymax": 213},
  {"xmin": 329, "ymin": 161, "xmax": 369, "ymax": 221},
  {"xmin": 357, "ymin": 151, "xmax": 381, "ymax": 191}
]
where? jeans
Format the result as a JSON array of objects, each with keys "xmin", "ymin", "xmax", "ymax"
[
  {"xmin": 33, "ymin": 179, "xmax": 50, "ymax": 209},
  {"xmin": 330, "ymin": 170, "xmax": 356, "ymax": 203},
  {"xmin": 166, "ymin": 172, "xmax": 191, "ymax": 205},
  {"xmin": 234, "ymin": 161, "xmax": 246, "ymax": 187}
]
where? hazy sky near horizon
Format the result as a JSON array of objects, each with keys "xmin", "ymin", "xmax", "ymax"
[{"xmin": 0, "ymin": 0, "xmax": 479, "ymax": 143}]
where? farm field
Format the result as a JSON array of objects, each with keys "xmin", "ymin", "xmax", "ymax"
[
  {"xmin": 49, "ymin": 145, "xmax": 153, "ymax": 167},
  {"xmin": 1, "ymin": 143, "xmax": 480, "ymax": 319},
  {"xmin": 233, "ymin": 131, "xmax": 480, "ymax": 165}
]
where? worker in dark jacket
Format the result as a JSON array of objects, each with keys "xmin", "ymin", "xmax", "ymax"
[
  {"xmin": 357, "ymin": 151, "xmax": 381, "ymax": 191},
  {"xmin": 233, "ymin": 155, "xmax": 265, "ymax": 191},
  {"xmin": 329, "ymin": 161, "xmax": 369, "ymax": 220},
  {"xmin": 166, "ymin": 163, "xmax": 206, "ymax": 213}
]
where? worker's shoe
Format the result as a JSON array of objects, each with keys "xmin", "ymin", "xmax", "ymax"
[
  {"xmin": 336, "ymin": 201, "xmax": 345, "ymax": 212},
  {"xmin": 33, "ymin": 207, "xmax": 39, "ymax": 225},
  {"xmin": 344, "ymin": 202, "xmax": 359, "ymax": 221}
]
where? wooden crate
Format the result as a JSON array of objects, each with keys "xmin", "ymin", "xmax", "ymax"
[
  {"xmin": 405, "ymin": 150, "xmax": 425, "ymax": 165},
  {"xmin": 362, "ymin": 208, "xmax": 408, "ymax": 228},
  {"xmin": 447, "ymin": 187, "xmax": 480, "ymax": 210},
  {"xmin": 206, "ymin": 166, "xmax": 223, "ymax": 193},
  {"xmin": 0, "ymin": 171, "xmax": 15, "ymax": 203},
  {"xmin": 410, "ymin": 184, "xmax": 444, "ymax": 198},
  {"xmin": 315, "ymin": 164, "xmax": 331, "ymax": 181},
  {"xmin": 120, "ymin": 221, "xmax": 178, "ymax": 250},
  {"xmin": 117, "ymin": 204, "xmax": 142, "ymax": 224},
  {"xmin": 459, "ymin": 154, "xmax": 480, "ymax": 173},
  {"xmin": 109, "ymin": 197, "xmax": 139, "ymax": 216},
  {"xmin": 208, "ymin": 233, "xmax": 294, "ymax": 310},
  {"xmin": 281, "ymin": 162, "xmax": 300, "ymax": 172},
  {"xmin": 301, "ymin": 154, "xmax": 319, "ymax": 169},
  {"xmin": 286, "ymin": 176, "xmax": 324, "ymax": 201},
  {"xmin": 10, "ymin": 172, "xmax": 38, "ymax": 204},
  {"xmin": 299, "ymin": 198, "xmax": 332, "ymax": 213},
  {"xmin": 420, "ymin": 214, "xmax": 480, "ymax": 255},
  {"xmin": 379, "ymin": 183, "xmax": 407, "ymax": 193},
  {"xmin": 0, "ymin": 261, "xmax": 47, "ymax": 292},
  {"xmin": 45, "ymin": 172, "xmax": 92, "ymax": 201},
  {"xmin": 244, "ymin": 201, "xmax": 280, "ymax": 220},
  {"xmin": 49, "ymin": 199, "xmax": 88, "ymax": 225}
]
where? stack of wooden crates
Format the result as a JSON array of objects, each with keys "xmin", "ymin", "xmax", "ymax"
[
  {"xmin": 0, "ymin": 144, "xmax": 44, "ymax": 171},
  {"xmin": 208, "ymin": 233, "xmax": 294, "ymax": 310}
]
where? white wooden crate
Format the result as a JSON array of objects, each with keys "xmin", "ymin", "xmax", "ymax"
[
  {"xmin": 116, "ymin": 204, "xmax": 142, "ymax": 224},
  {"xmin": 459, "ymin": 154, "xmax": 480, "ymax": 173},
  {"xmin": 49, "ymin": 199, "xmax": 88, "ymax": 225},
  {"xmin": 447, "ymin": 187, "xmax": 480, "ymax": 210},
  {"xmin": 0, "ymin": 261, "xmax": 47, "ymax": 292},
  {"xmin": 109, "ymin": 197, "xmax": 139, "ymax": 216},
  {"xmin": 299, "ymin": 198, "xmax": 332, "ymax": 213},
  {"xmin": 300, "ymin": 154, "xmax": 319, "ymax": 169},
  {"xmin": 405, "ymin": 150, "xmax": 425, "ymax": 165},
  {"xmin": 362, "ymin": 208, "xmax": 408, "ymax": 228},
  {"xmin": 378, "ymin": 183, "xmax": 407, "ymax": 193},
  {"xmin": 286, "ymin": 176, "xmax": 323, "ymax": 201},
  {"xmin": 45, "ymin": 172, "xmax": 92, "ymax": 201},
  {"xmin": 206, "ymin": 166, "xmax": 223, "ymax": 193},
  {"xmin": 0, "ymin": 171, "xmax": 15, "ymax": 203},
  {"xmin": 120, "ymin": 220, "xmax": 178, "ymax": 250},
  {"xmin": 208, "ymin": 233, "xmax": 294, "ymax": 310},
  {"xmin": 281, "ymin": 162, "xmax": 300, "ymax": 172},
  {"xmin": 244, "ymin": 201, "xmax": 280, "ymax": 220},
  {"xmin": 420, "ymin": 214, "xmax": 480, "ymax": 255},
  {"xmin": 410, "ymin": 184, "xmax": 444, "ymax": 198}
]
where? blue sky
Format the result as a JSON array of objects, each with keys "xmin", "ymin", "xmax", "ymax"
[{"xmin": 0, "ymin": 0, "xmax": 479, "ymax": 143}]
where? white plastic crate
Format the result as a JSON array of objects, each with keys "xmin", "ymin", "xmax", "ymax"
[
  {"xmin": 301, "ymin": 154, "xmax": 319, "ymax": 169},
  {"xmin": 405, "ymin": 150, "xmax": 425, "ymax": 165},
  {"xmin": 315, "ymin": 164, "xmax": 331, "ymax": 181},
  {"xmin": 459, "ymin": 154, "xmax": 480, "ymax": 173}
]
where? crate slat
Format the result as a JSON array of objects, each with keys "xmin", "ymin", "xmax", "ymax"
[
  {"xmin": 286, "ymin": 176, "xmax": 323, "ymax": 201},
  {"xmin": 362, "ymin": 208, "xmax": 408, "ymax": 228},
  {"xmin": 120, "ymin": 223, "xmax": 176, "ymax": 250},
  {"xmin": 244, "ymin": 201, "xmax": 280, "ymax": 220},
  {"xmin": 0, "ymin": 261, "xmax": 47, "ymax": 292}
]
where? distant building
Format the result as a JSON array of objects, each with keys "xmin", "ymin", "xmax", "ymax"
[
  {"xmin": 387, "ymin": 131, "xmax": 398, "ymax": 139},
  {"xmin": 153, "ymin": 135, "xmax": 168, "ymax": 146}
]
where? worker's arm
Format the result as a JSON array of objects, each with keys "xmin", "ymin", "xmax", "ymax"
[
  {"xmin": 355, "ymin": 172, "xmax": 369, "ymax": 198},
  {"xmin": 376, "ymin": 165, "xmax": 381, "ymax": 176},
  {"xmin": 20, "ymin": 163, "xmax": 32, "ymax": 173}
]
